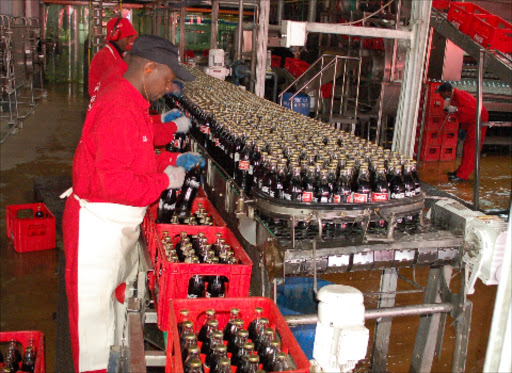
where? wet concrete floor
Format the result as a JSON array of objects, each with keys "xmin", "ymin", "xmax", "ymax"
[{"xmin": 0, "ymin": 84, "xmax": 510, "ymax": 372}]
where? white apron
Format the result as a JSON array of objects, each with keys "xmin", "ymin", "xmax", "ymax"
[{"xmin": 71, "ymin": 191, "xmax": 146, "ymax": 372}]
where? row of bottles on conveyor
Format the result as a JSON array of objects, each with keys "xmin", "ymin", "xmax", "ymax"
[
  {"xmin": 166, "ymin": 80, "xmax": 421, "ymax": 204},
  {"xmin": 178, "ymin": 307, "xmax": 295, "ymax": 373},
  {"xmin": 0, "ymin": 339, "xmax": 37, "ymax": 373}
]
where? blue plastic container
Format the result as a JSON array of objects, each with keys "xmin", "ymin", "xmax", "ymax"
[
  {"xmin": 276, "ymin": 277, "xmax": 333, "ymax": 360},
  {"xmin": 281, "ymin": 92, "xmax": 310, "ymax": 117}
]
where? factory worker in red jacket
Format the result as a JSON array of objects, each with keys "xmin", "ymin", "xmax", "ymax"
[
  {"xmin": 88, "ymin": 16, "xmax": 137, "ymax": 97},
  {"xmin": 62, "ymin": 35, "xmax": 203, "ymax": 372},
  {"xmin": 436, "ymin": 82, "xmax": 488, "ymax": 182}
]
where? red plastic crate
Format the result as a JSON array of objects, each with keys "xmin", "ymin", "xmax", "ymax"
[
  {"xmin": 144, "ymin": 197, "xmax": 227, "ymax": 263},
  {"xmin": 432, "ymin": 0, "xmax": 450, "ymax": 10},
  {"xmin": 421, "ymin": 130, "xmax": 443, "ymax": 147},
  {"xmin": 165, "ymin": 297, "xmax": 310, "ymax": 373},
  {"xmin": 424, "ymin": 115, "xmax": 459, "ymax": 132},
  {"xmin": 284, "ymin": 58, "xmax": 310, "ymax": 78},
  {"xmin": 420, "ymin": 145, "xmax": 441, "ymax": 162},
  {"xmin": 447, "ymin": 2, "xmax": 489, "ymax": 34},
  {"xmin": 0, "ymin": 330, "xmax": 45, "ymax": 372},
  {"xmin": 440, "ymin": 146, "xmax": 457, "ymax": 161},
  {"xmin": 425, "ymin": 95, "xmax": 445, "ymax": 116},
  {"xmin": 469, "ymin": 14, "xmax": 512, "ymax": 53},
  {"xmin": 153, "ymin": 225, "xmax": 253, "ymax": 331},
  {"xmin": 6, "ymin": 203, "xmax": 56, "ymax": 253},
  {"xmin": 442, "ymin": 130, "xmax": 458, "ymax": 148},
  {"xmin": 271, "ymin": 55, "xmax": 282, "ymax": 68}
]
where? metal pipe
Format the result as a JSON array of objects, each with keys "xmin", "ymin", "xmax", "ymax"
[
  {"xmin": 474, "ymin": 49, "xmax": 484, "ymax": 210},
  {"xmin": 277, "ymin": 0, "xmax": 284, "ymax": 25},
  {"xmin": 179, "ymin": 5, "xmax": 185, "ymax": 61},
  {"xmin": 308, "ymin": 0, "xmax": 317, "ymax": 23},
  {"xmin": 305, "ymin": 22, "xmax": 412, "ymax": 40},
  {"xmin": 284, "ymin": 303, "xmax": 453, "ymax": 326},
  {"xmin": 236, "ymin": 0, "xmax": 243, "ymax": 61},
  {"xmin": 211, "ymin": 0, "xmax": 219, "ymax": 49}
]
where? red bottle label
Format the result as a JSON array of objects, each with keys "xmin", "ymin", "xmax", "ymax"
[
  {"xmin": 372, "ymin": 192, "xmax": 389, "ymax": 202},
  {"xmin": 200, "ymin": 125, "xmax": 210, "ymax": 134},
  {"xmin": 353, "ymin": 193, "xmax": 369, "ymax": 203},
  {"xmin": 238, "ymin": 160, "xmax": 250, "ymax": 171},
  {"xmin": 302, "ymin": 192, "xmax": 313, "ymax": 202}
]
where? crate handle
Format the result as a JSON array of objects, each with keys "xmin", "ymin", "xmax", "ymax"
[{"xmin": 28, "ymin": 224, "xmax": 46, "ymax": 236}]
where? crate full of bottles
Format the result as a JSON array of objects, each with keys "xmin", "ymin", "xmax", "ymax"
[
  {"xmin": 152, "ymin": 225, "xmax": 253, "ymax": 331},
  {"xmin": 166, "ymin": 297, "xmax": 310, "ymax": 373},
  {"xmin": 144, "ymin": 196, "xmax": 227, "ymax": 264},
  {"xmin": 0, "ymin": 331, "xmax": 44, "ymax": 373},
  {"xmin": 6, "ymin": 203, "xmax": 56, "ymax": 253}
]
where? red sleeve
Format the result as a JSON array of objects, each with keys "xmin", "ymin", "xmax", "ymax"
[
  {"xmin": 93, "ymin": 110, "xmax": 170, "ymax": 206},
  {"xmin": 452, "ymin": 89, "xmax": 477, "ymax": 124},
  {"xmin": 88, "ymin": 51, "xmax": 106, "ymax": 97},
  {"xmin": 151, "ymin": 114, "xmax": 178, "ymax": 146},
  {"xmin": 156, "ymin": 151, "xmax": 180, "ymax": 172}
]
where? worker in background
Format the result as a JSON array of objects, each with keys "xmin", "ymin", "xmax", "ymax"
[
  {"xmin": 88, "ymin": 16, "xmax": 137, "ymax": 97},
  {"xmin": 63, "ymin": 35, "xmax": 204, "ymax": 372},
  {"xmin": 435, "ymin": 82, "xmax": 488, "ymax": 182}
]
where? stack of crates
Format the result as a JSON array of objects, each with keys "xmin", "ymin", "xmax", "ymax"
[{"xmin": 419, "ymin": 82, "xmax": 459, "ymax": 162}]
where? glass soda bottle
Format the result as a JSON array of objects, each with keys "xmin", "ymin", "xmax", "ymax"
[
  {"xmin": 372, "ymin": 166, "xmax": 389, "ymax": 202},
  {"xmin": 236, "ymin": 140, "xmax": 253, "ymax": 192},
  {"xmin": 206, "ymin": 276, "xmax": 226, "ymax": 298},
  {"xmin": 390, "ymin": 163, "xmax": 405, "ymax": 200},
  {"xmin": 156, "ymin": 188, "xmax": 178, "ymax": 224},
  {"xmin": 239, "ymin": 354, "xmax": 259, "ymax": 373},
  {"xmin": 333, "ymin": 168, "xmax": 353, "ymax": 203},
  {"xmin": 403, "ymin": 163, "xmax": 415, "ymax": 198},
  {"xmin": 315, "ymin": 168, "xmax": 332, "ymax": 203},
  {"xmin": 234, "ymin": 341, "xmax": 254, "ymax": 372},
  {"xmin": 205, "ymin": 343, "xmax": 227, "ymax": 370},
  {"xmin": 181, "ymin": 333, "xmax": 198, "ymax": 363},
  {"xmin": 35, "ymin": 206, "xmax": 44, "ymax": 218},
  {"xmin": 284, "ymin": 165, "xmax": 303, "ymax": 201},
  {"xmin": 211, "ymin": 357, "xmax": 232, "ymax": 373},
  {"xmin": 353, "ymin": 166, "xmax": 371, "ymax": 203},
  {"xmin": 223, "ymin": 308, "xmax": 241, "ymax": 341},
  {"xmin": 185, "ymin": 358, "xmax": 204, "ymax": 373},
  {"xmin": 248, "ymin": 307, "xmax": 264, "ymax": 341},
  {"xmin": 178, "ymin": 309, "xmax": 191, "ymax": 336},
  {"xmin": 409, "ymin": 160, "xmax": 421, "ymax": 195},
  {"xmin": 301, "ymin": 165, "xmax": 316, "ymax": 203},
  {"xmin": 183, "ymin": 345, "xmax": 201, "ymax": 367},
  {"xmin": 175, "ymin": 166, "xmax": 202, "ymax": 221},
  {"xmin": 198, "ymin": 309, "xmax": 216, "ymax": 342},
  {"xmin": 187, "ymin": 275, "xmax": 205, "ymax": 298},
  {"xmin": 231, "ymin": 329, "xmax": 249, "ymax": 364},
  {"xmin": 200, "ymin": 320, "xmax": 220, "ymax": 354},
  {"xmin": 261, "ymin": 159, "xmax": 277, "ymax": 198},
  {"xmin": 274, "ymin": 161, "xmax": 288, "ymax": 200}
]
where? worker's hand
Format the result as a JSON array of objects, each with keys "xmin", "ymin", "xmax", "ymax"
[
  {"xmin": 176, "ymin": 152, "xmax": 206, "ymax": 171},
  {"xmin": 170, "ymin": 80, "xmax": 184, "ymax": 96},
  {"xmin": 173, "ymin": 115, "xmax": 192, "ymax": 133},
  {"xmin": 164, "ymin": 165, "xmax": 186, "ymax": 189},
  {"xmin": 444, "ymin": 105, "xmax": 458, "ymax": 113},
  {"xmin": 458, "ymin": 129, "xmax": 467, "ymax": 141},
  {"xmin": 161, "ymin": 108, "xmax": 183, "ymax": 123}
]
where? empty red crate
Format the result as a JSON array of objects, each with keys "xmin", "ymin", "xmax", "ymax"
[
  {"xmin": 424, "ymin": 115, "xmax": 459, "ymax": 132},
  {"xmin": 442, "ymin": 130, "xmax": 458, "ymax": 147},
  {"xmin": 432, "ymin": 0, "xmax": 450, "ymax": 10},
  {"xmin": 421, "ymin": 130, "xmax": 443, "ymax": 147},
  {"xmin": 425, "ymin": 95, "xmax": 445, "ymax": 116},
  {"xmin": 448, "ymin": 2, "xmax": 489, "ymax": 34},
  {"xmin": 271, "ymin": 54, "xmax": 282, "ymax": 68},
  {"xmin": 6, "ymin": 203, "xmax": 56, "ymax": 253},
  {"xmin": 165, "ymin": 297, "xmax": 310, "ymax": 373},
  {"xmin": 420, "ymin": 145, "xmax": 441, "ymax": 162},
  {"xmin": 284, "ymin": 58, "xmax": 310, "ymax": 78},
  {"xmin": 440, "ymin": 146, "xmax": 457, "ymax": 161},
  {"xmin": 153, "ymin": 225, "xmax": 252, "ymax": 331},
  {"xmin": 0, "ymin": 330, "xmax": 45, "ymax": 372},
  {"xmin": 469, "ymin": 14, "xmax": 512, "ymax": 53}
]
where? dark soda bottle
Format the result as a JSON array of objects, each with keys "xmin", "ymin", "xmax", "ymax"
[
  {"xmin": 284, "ymin": 165, "xmax": 303, "ymax": 201},
  {"xmin": 226, "ymin": 319, "xmax": 244, "ymax": 353},
  {"xmin": 248, "ymin": 307, "xmax": 264, "ymax": 341},
  {"xmin": 231, "ymin": 329, "xmax": 249, "ymax": 364},
  {"xmin": 403, "ymin": 163, "xmax": 415, "ymax": 198},
  {"xmin": 262, "ymin": 339, "xmax": 281, "ymax": 372},
  {"xmin": 409, "ymin": 160, "xmax": 421, "ymax": 195},
  {"xmin": 239, "ymin": 354, "xmax": 259, "ymax": 373},
  {"xmin": 223, "ymin": 308, "xmax": 241, "ymax": 341},
  {"xmin": 273, "ymin": 352, "xmax": 294, "ymax": 372},
  {"xmin": 301, "ymin": 165, "xmax": 316, "ymax": 203},
  {"xmin": 187, "ymin": 275, "xmax": 205, "ymax": 298},
  {"xmin": 274, "ymin": 161, "xmax": 288, "ymax": 200},
  {"xmin": 202, "ymin": 329, "xmax": 223, "ymax": 359},
  {"xmin": 252, "ymin": 317, "xmax": 270, "ymax": 352},
  {"xmin": 205, "ymin": 343, "xmax": 227, "ymax": 370},
  {"xmin": 183, "ymin": 345, "xmax": 201, "ymax": 367},
  {"xmin": 181, "ymin": 333, "xmax": 198, "ymax": 363},
  {"xmin": 372, "ymin": 166, "xmax": 389, "ymax": 202},
  {"xmin": 206, "ymin": 276, "xmax": 226, "ymax": 298},
  {"xmin": 156, "ymin": 188, "xmax": 178, "ymax": 224},
  {"xmin": 198, "ymin": 309, "xmax": 216, "ymax": 342},
  {"xmin": 353, "ymin": 166, "xmax": 371, "ymax": 203},
  {"xmin": 185, "ymin": 358, "xmax": 204, "ymax": 373},
  {"xmin": 236, "ymin": 140, "xmax": 253, "ymax": 192},
  {"xmin": 315, "ymin": 168, "xmax": 332, "ymax": 203},
  {"xmin": 254, "ymin": 152, "xmax": 269, "ymax": 189},
  {"xmin": 333, "ymin": 168, "xmax": 353, "ymax": 203},
  {"xmin": 260, "ymin": 160, "xmax": 277, "ymax": 198},
  {"xmin": 390, "ymin": 163, "xmax": 405, "ymax": 200},
  {"xmin": 234, "ymin": 341, "xmax": 254, "ymax": 372},
  {"xmin": 178, "ymin": 309, "xmax": 191, "ymax": 336},
  {"xmin": 35, "ymin": 206, "xmax": 44, "ymax": 218},
  {"xmin": 232, "ymin": 132, "xmax": 245, "ymax": 178},
  {"xmin": 211, "ymin": 357, "xmax": 231, "ymax": 373},
  {"xmin": 200, "ymin": 319, "xmax": 220, "ymax": 354},
  {"xmin": 176, "ymin": 166, "xmax": 202, "ymax": 221}
]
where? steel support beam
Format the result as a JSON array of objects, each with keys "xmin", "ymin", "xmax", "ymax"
[
  {"xmin": 305, "ymin": 22, "xmax": 412, "ymax": 40},
  {"xmin": 473, "ymin": 49, "xmax": 484, "ymax": 210},
  {"xmin": 392, "ymin": 0, "xmax": 432, "ymax": 157},
  {"xmin": 255, "ymin": 0, "xmax": 269, "ymax": 98},
  {"xmin": 371, "ymin": 268, "xmax": 398, "ymax": 372},
  {"xmin": 210, "ymin": 0, "xmax": 219, "ymax": 49},
  {"xmin": 410, "ymin": 265, "xmax": 453, "ymax": 373}
]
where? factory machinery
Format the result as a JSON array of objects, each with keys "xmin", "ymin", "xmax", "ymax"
[
  {"xmin": 0, "ymin": 14, "xmax": 46, "ymax": 144},
  {"xmin": 111, "ymin": 67, "xmax": 509, "ymax": 373}
]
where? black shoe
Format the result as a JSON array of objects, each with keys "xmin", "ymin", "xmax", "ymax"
[
  {"xmin": 448, "ymin": 174, "xmax": 468, "ymax": 182},
  {"xmin": 447, "ymin": 171, "xmax": 457, "ymax": 177}
]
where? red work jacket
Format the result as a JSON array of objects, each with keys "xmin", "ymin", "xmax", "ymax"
[
  {"xmin": 88, "ymin": 42, "xmax": 126, "ymax": 97},
  {"xmin": 451, "ymin": 88, "xmax": 489, "ymax": 130},
  {"xmin": 73, "ymin": 78, "xmax": 178, "ymax": 207}
]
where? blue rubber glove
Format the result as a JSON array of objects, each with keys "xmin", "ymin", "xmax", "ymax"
[
  {"xmin": 161, "ymin": 108, "xmax": 183, "ymax": 123},
  {"xmin": 176, "ymin": 152, "xmax": 206, "ymax": 171},
  {"xmin": 171, "ymin": 80, "xmax": 184, "ymax": 96}
]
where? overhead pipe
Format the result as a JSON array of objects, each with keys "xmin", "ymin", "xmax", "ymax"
[
  {"xmin": 255, "ymin": 0, "xmax": 269, "ymax": 98},
  {"xmin": 43, "ymin": 0, "xmax": 144, "ymax": 8},
  {"xmin": 277, "ymin": 0, "xmax": 284, "ymax": 25},
  {"xmin": 210, "ymin": 0, "xmax": 219, "ymax": 49},
  {"xmin": 308, "ymin": 0, "xmax": 317, "ymax": 22},
  {"xmin": 236, "ymin": 0, "xmax": 243, "ymax": 61}
]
